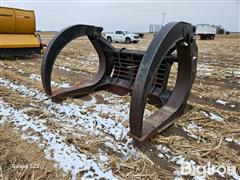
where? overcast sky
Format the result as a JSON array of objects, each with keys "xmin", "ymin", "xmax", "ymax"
[{"xmin": 1, "ymin": 0, "xmax": 239, "ymax": 32}]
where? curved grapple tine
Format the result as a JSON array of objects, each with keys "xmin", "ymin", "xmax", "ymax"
[
  {"xmin": 41, "ymin": 21, "xmax": 198, "ymax": 142},
  {"xmin": 130, "ymin": 22, "xmax": 198, "ymax": 141},
  {"xmin": 41, "ymin": 25, "xmax": 104, "ymax": 97}
]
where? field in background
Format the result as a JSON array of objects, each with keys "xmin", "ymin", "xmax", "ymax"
[{"xmin": 0, "ymin": 33, "xmax": 239, "ymax": 179}]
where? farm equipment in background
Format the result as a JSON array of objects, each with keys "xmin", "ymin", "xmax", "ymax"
[
  {"xmin": 0, "ymin": 6, "xmax": 45, "ymax": 58},
  {"xmin": 41, "ymin": 22, "xmax": 198, "ymax": 142},
  {"xmin": 196, "ymin": 24, "xmax": 217, "ymax": 40}
]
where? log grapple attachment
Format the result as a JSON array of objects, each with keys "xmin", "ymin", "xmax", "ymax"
[{"xmin": 41, "ymin": 22, "xmax": 198, "ymax": 142}]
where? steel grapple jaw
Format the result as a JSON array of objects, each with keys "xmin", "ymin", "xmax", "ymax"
[{"xmin": 41, "ymin": 22, "xmax": 198, "ymax": 142}]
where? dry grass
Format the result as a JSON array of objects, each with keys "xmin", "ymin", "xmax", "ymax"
[
  {"xmin": 0, "ymin": 34, "xmax": 239, "ymax": 179},
  {"xmin": 0, "ymin": 124, "xmax": 68, "ymax": 180}
]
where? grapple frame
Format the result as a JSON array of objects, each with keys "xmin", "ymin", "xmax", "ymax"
[{"xmin": 41, "ymin": 22, "xmax": 198, "ymax": 142}]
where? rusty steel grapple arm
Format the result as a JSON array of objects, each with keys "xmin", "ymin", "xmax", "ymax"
[{"xmin": 41, "ymin": 22, "xmax": 198, "ymax": 142}]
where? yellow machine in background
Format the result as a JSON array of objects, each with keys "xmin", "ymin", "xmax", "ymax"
[{"xmin": 0, "ymin": 6, "xmax": 44, "ymax": 57}]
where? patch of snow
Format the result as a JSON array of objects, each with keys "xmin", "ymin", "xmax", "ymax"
[
  {"xmin": 233, "ymin": 71, "xmax": 240, "ymax": 77},
  {"xmin": 30, "ymin": 74, "xmax": 41, "ymax": 81},
  {"xmin": 99, "ymin": 153, "xmax": 109, "ymax": 163},
  {"xmin": 17, "ymin": 69, "xmax": 25, "ymax": 73},
  {"xmin": 0, "ymin": 99, "xmax": 116, "ymax": 180},
  {"xmin": 158, "ymin": 153, "xmax": 165, "ymax": 158},
  {"xmin": 51, "ymin": 81, "xmax": 71, "ymax": 88},
  {"xmin": 29, "ymin": 73, "xmax": 71, "ymax": 88},
  {"xmin": 216, "ymin": 99, "xmax": 228, "ymax": 105},
  {"xmin": 201, "ymin": 111, "xmax": 224, "ymax": 122},
  {"xmin": 205, "ymin": 72, "xmax": 212, "ymax": 76},
  {"xmin": 157, "ymin": 144, "xmax": 171, "ymax": 159},
  {"xmin": 182, "ymin": 123, "xmax": 204, "ymax": 140},
  {"xmin": 223, "ymin": 93, "xmax": 228, "ymax": 97},
  {"xmin": 225, "ymin": 137, "xmax": 240, "ymax": 146},
  {"xmin": 187, "ymin": 122, "xmax": 202, "ymax": 129},
  {"xmin": 0, "ymin": 77, "xmax": 137, "ymax": 156},
  {"xmin": 56, "ymin": 66, "xmax": 71, "ymax": 72},
  {"xmin": 197, "ymin": 64, "xmax": 215, "ymax": 76},
  {"xmin": 0, "ymin": 77, "xmax": 47, "ymax": 100}
]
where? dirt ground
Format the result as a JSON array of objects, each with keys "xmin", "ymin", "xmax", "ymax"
[{"xmin": 0, "ymin": 33, "xmax": 239, "ymax": 180}]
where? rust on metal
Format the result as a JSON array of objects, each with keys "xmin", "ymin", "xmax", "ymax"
[{"xmin": 41, "ymin": 22, "xmax": 198, "ymax": 142}]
